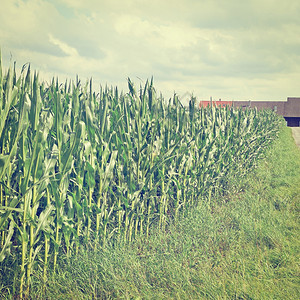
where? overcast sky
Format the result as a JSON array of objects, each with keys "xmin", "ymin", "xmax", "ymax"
[{"xmin": 1, "ymin": 0, "xmax": 300, "ymax": 104}]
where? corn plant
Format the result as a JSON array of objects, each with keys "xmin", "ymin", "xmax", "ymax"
[{"xmin": 0, "ymin": 54, "xmax": 282, "ymax": 297}]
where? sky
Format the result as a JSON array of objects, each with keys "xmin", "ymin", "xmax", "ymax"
[{"xmin": 1, "ymin": 0, "xmax": 300, "ymax": 104}]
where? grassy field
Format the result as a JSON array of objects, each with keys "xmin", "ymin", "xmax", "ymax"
[
  {"xmin": 0, "ymin": 57, "xmax": 298, "ymax": 298},
  {"xmin": 22, "ymin": 125, "xmax": 299, "ymax": 299},
  {"xmin": 0, "ymin": 56, "xmax": 283, "ymax": 298}
]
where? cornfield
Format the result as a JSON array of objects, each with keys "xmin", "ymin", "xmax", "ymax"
[{"xmin": 0, "ymin": 55, "xmax": 281, "ymax": 297}]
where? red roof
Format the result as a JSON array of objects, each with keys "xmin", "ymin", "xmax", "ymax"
[{"xmin": 199, "ymin": 100, "xmax": 233, "ymax": 108}]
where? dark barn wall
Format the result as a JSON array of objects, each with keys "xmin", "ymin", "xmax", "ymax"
[
  {"xmin": 232, "ymin": 98, "xmax": 300, "ymax": 127},
  {"xmin": 233, "ymin": 101, "xmax": 285, "ymax": 113},
  {"xmin": 201, "ymin": 98, "xmax": 300, "ymax": 126},
  {"xmin": 284, "ymin": 98, "xmax": 300, "ymax": 118},
  {"xmin": 285, "ymin": 117, "xmax": 300, "ymax": 127},
  {"xmin": 250, "ymin": 101, "xmax": 281, "ymax": 111},
  {"xmin": 232, "ymin": 101, "xmax": 249, "ymax": 108}
]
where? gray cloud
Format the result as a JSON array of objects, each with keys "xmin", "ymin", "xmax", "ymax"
[{"xmin": 0, "ymin": 0, "xmax": 299, "ymax": 100}]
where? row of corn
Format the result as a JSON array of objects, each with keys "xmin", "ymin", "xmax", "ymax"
[{"xmin": 0, "ymin": 55, "xmax": 281, "ymax": 296}]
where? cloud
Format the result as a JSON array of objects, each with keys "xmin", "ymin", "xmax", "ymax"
[
  {"xmin": 48, "ymin": 34, "xmax": 79, "ymax": 57},
  {"xmin": 0, "ymin": 0, "xmax": 299, "ymax": 100}
]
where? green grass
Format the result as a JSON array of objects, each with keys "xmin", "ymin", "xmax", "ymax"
[{"xmin": 20, "ymin": 125, "xmax": 299, "ymax": 299}]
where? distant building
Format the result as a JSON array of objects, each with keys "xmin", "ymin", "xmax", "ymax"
[
  {"xmin": 199, "ymin": 97, "xmax": 300, "ymax": 127},
  {"xmin": 199, "ymin": 99, "xmax": 233, "ymax": 108}
]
